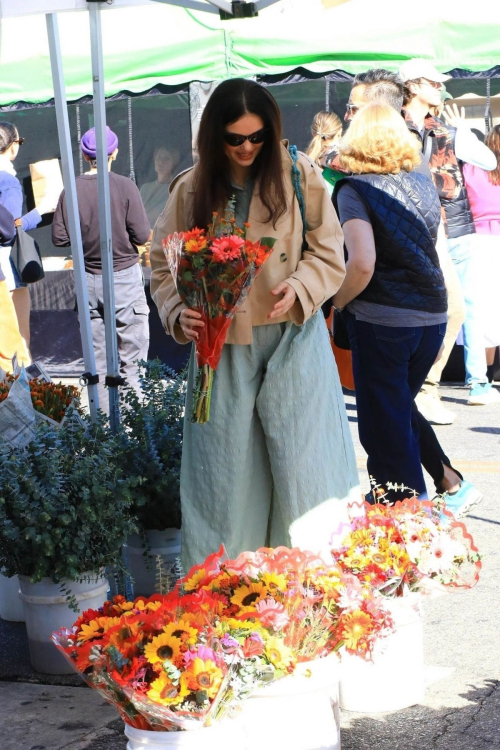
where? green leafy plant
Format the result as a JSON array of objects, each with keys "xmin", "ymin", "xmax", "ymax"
[
  {"xmin": 117, "ymin": 360, "xmax": 186, "ymax": 532},
  {"xmin": 0, "ymin": 416, "xmax": 138, "ymax": 585}
]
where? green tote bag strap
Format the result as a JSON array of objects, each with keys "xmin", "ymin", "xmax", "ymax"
[{"xmin": 289, "ymin": 145, "xmax": 307, "ymax": 248}]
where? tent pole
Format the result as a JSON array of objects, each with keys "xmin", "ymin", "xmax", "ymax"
[
  {"xmin": 46, "ymin": 12, "xmax": 99, "ymax": 421},
  {"xmin": 88, "ymin": 1, "xmax": 121, "ymax": 432}
]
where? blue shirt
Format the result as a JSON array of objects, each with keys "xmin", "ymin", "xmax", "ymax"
[{"xmin": 0, "ymin": 170, "xmax": 41, "ymax": 244}]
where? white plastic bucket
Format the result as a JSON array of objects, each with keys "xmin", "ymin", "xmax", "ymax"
[
  {"xmin": 241, "ymin": 653, "xmax": 341, "ymax": 750},
  {"xmin": 0, "ymin": 572, "xmax": 24, "ymax": 622},
  {"xmin": 124, "ymin": 717, "xmax": 242, "ymax": 749},
  {"xmin": 18, "ymin": 573, "xmax": 108, "ymax": 674},
  {"xmin": 123, "ymin": 529, "xmax": 181, "ymax": 598},
  {"xmin": 339, "ymin": 597, "xmax": 424, "ymax": 712}
]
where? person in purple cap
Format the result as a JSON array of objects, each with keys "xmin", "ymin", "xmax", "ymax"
[{"xmin": 52, "ymin": 126, "xmax": 151, "ymax": 413}]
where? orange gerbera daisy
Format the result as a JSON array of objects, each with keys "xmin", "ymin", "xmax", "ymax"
[
  {"xmin": 181, "ymin": 657, "xmax": 224, "ymax": 698},
  {"xmin": 341, "ymin": 610, "xmax": 373, "ymax": 650}
]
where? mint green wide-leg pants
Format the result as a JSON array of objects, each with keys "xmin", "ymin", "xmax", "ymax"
[{"xmin": 180, "ymin": 312, "xmax": 360, "ymax": 572}]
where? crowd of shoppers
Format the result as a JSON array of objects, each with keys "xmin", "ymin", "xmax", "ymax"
[{"xmin": 1, "ymin": 61, "xmax": 498, "ymax": 569}]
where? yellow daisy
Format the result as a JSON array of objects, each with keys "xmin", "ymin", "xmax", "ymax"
[
  {"xmin": 230, "ymin": 581, "xmax": 268, "ymax": 611},
  {"xmin": 78, "ymin": 617, "xmax": 120, "ymax": 643},
  {"xmin": 144, "ymin": 633, "xmax": 182, "ymax": 665},
  {"xmin": 261, "ymin": 572, "xmax": 288, "ymax": 592},
  {"xmin": 201, "ymin": 572, "xmax": 232, "ymax": 591},
  {"xmin": 265, "ymin": 636, "xmax": 295, "ymax": 671},
  {"xmin": 147, "ymin": 672, "xmax": 189, "ymax": 706},
  {"xmin": 182, "ymin": 657, "xmax": 224, "ymax": 698}
]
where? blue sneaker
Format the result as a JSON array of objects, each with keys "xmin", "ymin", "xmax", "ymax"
[
  {"xmin": 468, "ymin": 383, "xmax": 500, "ymax": 405},
  {"xmin": 439, "ymin": 481, "xmax": 483, "ymax": 520}
]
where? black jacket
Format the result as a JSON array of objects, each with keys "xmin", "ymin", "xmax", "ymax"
[
  {"xmin": 334, "ymin": 171, "xmax": 447, "ymax": 313},
  {"xmin": 406, "ymin": 116, "xmax": 475, "ymax": 240}
]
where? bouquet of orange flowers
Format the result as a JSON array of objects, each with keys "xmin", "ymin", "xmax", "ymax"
[
  {"xmin": 330, "ymin": 496, "xmax": 481, "ymax": 597},
  {"xmin": 163, "ymin": 199, "xmax": 276, "ymax": 424},
  {"xmin": 0, "ymin": 370, "xmax": 80, "ymax": 424},
  {"xmin": 179, "ymin": 545, "xmax": 394, "ymax": 662}
]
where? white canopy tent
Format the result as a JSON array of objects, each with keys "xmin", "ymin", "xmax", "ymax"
[{"xmin": 0, "ymin": 0, "xmax": 282, "ymax": 428}]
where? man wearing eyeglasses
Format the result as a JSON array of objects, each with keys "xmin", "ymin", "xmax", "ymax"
[{"xmin": 400, "ymin": 58, "xmax": 499, "ymax": 413}]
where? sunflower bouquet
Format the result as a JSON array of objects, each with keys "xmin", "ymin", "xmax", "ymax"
[
  {"xmin": 52, "ymin": 589, "xmax": 292, "ymax": 732},
  {"xmin": 178, "ymin": 545, "xmax": 394, "ymax": 662},
  {"xmin": 330, "ymin": 496, "xmax": 481, "ymax": 598},
  {"xmin": 163, "ymin": 198, "xmax": 276, "ymax": 424}
]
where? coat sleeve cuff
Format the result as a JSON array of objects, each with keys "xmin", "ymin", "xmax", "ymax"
[
  {"xmin": 159, "ymin": 301, "xmax": 190, "ymax": 345},
  {"xmin": 286, "ymin": 276, "xmax": 325, "ymax": 325}
]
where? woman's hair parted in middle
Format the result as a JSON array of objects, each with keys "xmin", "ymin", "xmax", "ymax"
[
  {"xmin": 338, "ymin": 102, "xmax": 421, "ymax": 175},
  {"xmin": 192, "ymin": 78, "xmax": 287, "ymax": 229}
]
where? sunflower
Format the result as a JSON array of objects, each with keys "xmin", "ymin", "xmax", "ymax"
[
  {"xmin": 264, "ymin": 636, "xmax": 295, "ymax": 671},
  {"xmin": 182, "ymin": 657, "xmax": 224, "ymax": 698},
  {"xmin": 183, "ymin": 568, "xmax": 207, "ymax": 592},
  {"xmin": 78, "ymin": 617, "xmax": 121, "ymax": 643},
  {"xmin": 162, "ymin": 619, "xmax": 199, "ymax": 645},
  {"xmin": 147, "ymin": 672, "xmax": 189, "ymax": 706},
  {"xmin": 144, "ymin": 633, "xmax": 182, "ymax": 665},
  {"xmin": 341, "ymin": 610, "xmax": 373, "ymax": 650},
  {"xmin": 230, "ymin": 581, "xmax": 268, "ymax": 612}
]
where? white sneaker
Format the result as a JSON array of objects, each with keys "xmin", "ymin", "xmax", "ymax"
[
  {"xmin": 415, "ymin": 390, "xmax": 456, "ymax": 425},
  {"xmin": 468, "ymin": 383, "xmax": 500, "ymax": 406}
]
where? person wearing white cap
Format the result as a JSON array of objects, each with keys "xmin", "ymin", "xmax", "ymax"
[{"xmin": 400, "ymin": 58, "xmax": 500, "ymax": 415}]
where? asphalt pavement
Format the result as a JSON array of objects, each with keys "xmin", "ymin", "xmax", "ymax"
[{"xmin": 1, "ymin": 382, "xmax": 499, "ymax": 750}]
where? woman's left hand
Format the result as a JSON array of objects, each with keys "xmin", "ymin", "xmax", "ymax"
[{"xmin": 268, "ymin": 281, "xmax": 297, "ymax": 319}]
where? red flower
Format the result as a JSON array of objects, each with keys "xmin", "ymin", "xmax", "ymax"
[{"xmin": 211, "ymin": 235, "xmax": 245, "ymax": 263}]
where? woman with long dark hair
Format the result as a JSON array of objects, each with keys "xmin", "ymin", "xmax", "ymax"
[
  {"xmin": 0, "ymin": 122, "xmax": 53, "ymax": 353},
  {"xmin": 151, "ymin": 78, "xmax": 359, "ymax": 569}
]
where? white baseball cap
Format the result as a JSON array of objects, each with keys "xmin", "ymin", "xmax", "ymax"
[{"xmin": 398, "ymin": 59, "xmax": 450, "ymax": 83}]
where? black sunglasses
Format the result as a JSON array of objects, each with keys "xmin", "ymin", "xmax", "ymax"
[
  {"xmin": 13, "ymin": 137, "xmax": 25, "ymax": 146},
  {"xmin": 223, "ymin": 128, "xmax": 267, "ymax": 147}
]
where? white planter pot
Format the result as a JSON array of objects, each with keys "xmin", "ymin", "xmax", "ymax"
[
  {"xmin": 123, "ymin": 529, "xmax": 181, "ymax": 598},
  {"xmin": 0, "ymin": 572, "xmax": 24, "ymax": 622},
  {"xmin": 18, "ymin": 573, "xmax": 108, "ymax": 675},
  {"xmin": 339, "ymin": 597, "xmax": 424, "ymax": 712},
  {"xmin": 124, "ymin": 717, "xmax": 243, "ymax": 749},
  {"xmin": 241, "ymin": 653, "xmax": 341, "ymax": 750}
]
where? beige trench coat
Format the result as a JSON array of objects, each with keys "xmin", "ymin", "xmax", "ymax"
[{"xmin": 150, "ymin": 143, "xmax": 345, "ymax": 345}]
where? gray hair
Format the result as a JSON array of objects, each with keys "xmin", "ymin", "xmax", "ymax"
[{"xmin": 352, "ymin": 69, "xmax": 405, "ymax": 112}]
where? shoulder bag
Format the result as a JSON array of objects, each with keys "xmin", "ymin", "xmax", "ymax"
[{"xmin": 11, "ymin": 219, "xmax": 44, "ymax": 284}]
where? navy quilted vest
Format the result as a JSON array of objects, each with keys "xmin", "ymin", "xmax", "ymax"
[{"xmin": 334, "ymin": 172, "xmax": 447, "ymax": 314}]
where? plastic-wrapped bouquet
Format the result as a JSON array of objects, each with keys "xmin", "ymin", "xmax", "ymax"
[
  {"xmin": 330, "ymin": 496, "xmax": 481, "ymax": 597},
  {"xmin": 178, "ymin": 545, "xmax": 394, "ymax": 662},
  {"xmin": 163, "ymin": 199, "xmax": 276, "ymax": 424},
  {"xmin": 52, "ymin": 589, "xmax": 295, "ymax": 732}
]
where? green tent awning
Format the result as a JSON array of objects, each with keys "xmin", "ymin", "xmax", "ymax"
[{"xmin": 1, "ymin": 0, "xmax": 499, "ymax": 107}]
